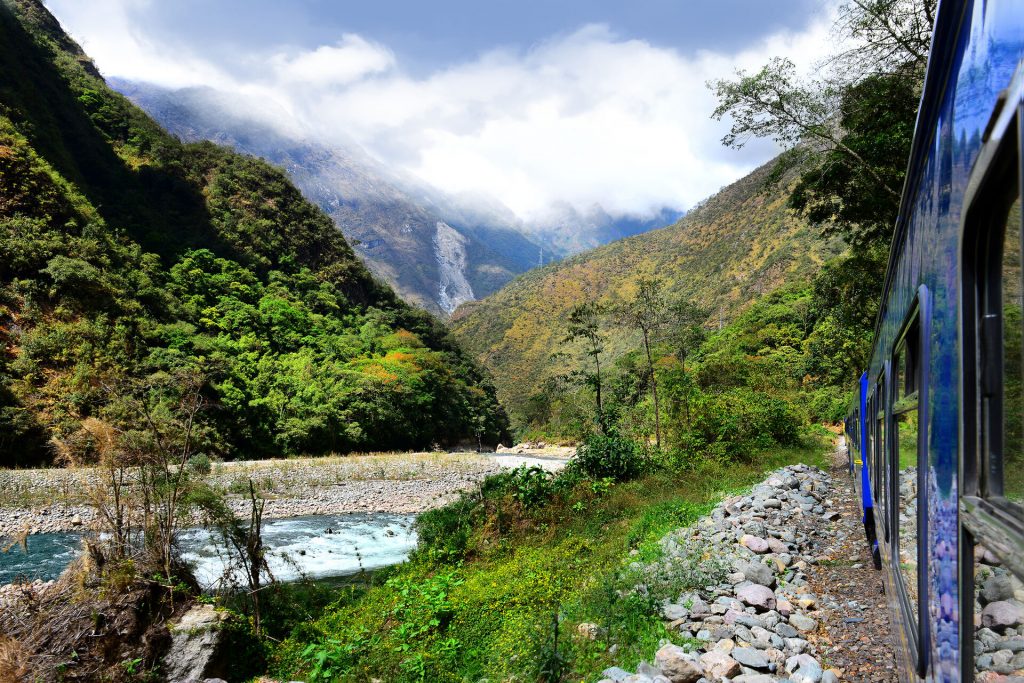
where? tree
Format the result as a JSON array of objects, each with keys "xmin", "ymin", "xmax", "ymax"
[
  {"xmin": 564, "ymin": 302, "xmax": 608, "ymax": 431},
  {"xmin": 616, "ymin": 279, "xmax": 670, "ymax": 447},
  {"xmin": 709, "ymin": 0, "xmax": 935, "ymax": 251}
]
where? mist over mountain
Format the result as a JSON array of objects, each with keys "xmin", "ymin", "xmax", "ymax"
[
  {"xmin": 112, "ymin": 78, "xmax": 549, "ymax": 315},
  {"xmin": 113, "ymin": 79, "xmax": 683, "ymax": 314}
]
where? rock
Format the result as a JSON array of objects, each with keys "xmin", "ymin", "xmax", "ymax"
[
  {"xmin": 70, "ymin": 514, "xmax": 82, "ymax": 526},
  {"xmin": 742, "ymin": 561, "xmax": 776, "ymax": 588},
  {"xmin": 983, "ymin": 575, "xmax": 1017, "ymax": 604},
  {"xmin": 623, "ymin": 674, "xmax": 655, "ymax": 683},
  {"xmin": 576, "ymin": 622, "xmax": 607, "ymax": 640},
  {"xmin": 162, "ymin": 605, "xmax": 229, "ymax": 683},
  {"xmin": 731, "ymin": 646, "xmax": 770, "ymax": 670},
  {"xmin": 774, "ymin": 622, "xmax": 798, "ymax": 639},
  {"xmin": 792, "ymin": 662, "xmax": 824, "ymax": 683},
  {"xmin": 654, "ymin": 644, "xmax": 704, "ymax": 683},
  {"xmin": 789, "ymin": 614, "xmax": 818, "ymax": 632},
  {"xmin": 736, "ymin": 584, "xmax": 777, "ymax": 612},
  {"xmin": 663, "ymin": 602, "xmax": 690, "ymax": 621},
  {"xmin": 982, "ymin": 601, "xmax": 1024, "ymax": 631},
  {"xmin": 603, "ymin": 667, "xmax": 633, "ymax": 682},
  {"xmin": 741, "ymin": 535, "xmax": 770, "ymax": 554},
  {"xmin": 821, "ymin": 670, "xmax": 840, "ymax": 683},
  {"xmin": 699, "ymin": 650, "xmax": 741, "ymax": 679}
]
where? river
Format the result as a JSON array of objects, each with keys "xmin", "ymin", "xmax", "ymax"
[{"xmin": 0, "ymin": 512, "xmax": 416, "ymax": 586}]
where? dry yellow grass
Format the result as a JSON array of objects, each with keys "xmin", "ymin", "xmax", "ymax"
[{"xmin": 0, "ymin": 636, "xmax": 30, "ymax": 683}]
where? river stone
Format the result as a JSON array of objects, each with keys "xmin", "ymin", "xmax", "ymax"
[
  {"xmin": 654, "ymin": 644, "xmax": 703, "ymax": 683},
  {"xmin": 982, "ymin": 601, "xmax": 1024, "ymax": 631},
  {"xmin": 731, "ymin": 646, "xmax": 769, "ymax": 670},
  {"xmin": 774, "ymin": 621, "xmax": 799, "ymax": 638},
  {"xmin": 741, "ymin": 535, "xmax": 770, "ymax": 554},
  {"xmin": 737, "ymin": 584, "xmax": 777, "ymax": 612},
  {"xmin": 699, "ymin": 650, "xmax": 741, "ymax": 679},
  {"xmin": 789, "ymin": 613, "xmax": 818, "ymax": 632},
  {"xmin": 662, "ymin": 602, "xmax": 689, "ymax": 621},
  {"xmin": 742, "ymin": 561, "xmax": 776, "ymax": 588},
  {"xmin": 983, "ymin": 575, "xmax": 1016, "ymax": 604},
  {"xmin": 162, "ymin": 605, "xmax": 228, "ymax": 683}
]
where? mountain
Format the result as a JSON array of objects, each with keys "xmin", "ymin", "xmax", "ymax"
[
  {"xmin": 110, "ymin": 79, "xmax": 547, "ymax": 316},
  {"xmin": 449, "ymin": 157, "xmax": 845, "ymax": 427},
  {"xmin": 0, "ymin": 0, "xmax": 508, "ymax": 464}
]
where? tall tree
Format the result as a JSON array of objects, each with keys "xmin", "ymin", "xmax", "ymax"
[
  {"xmin": 565, "ymin": 302, "xmax": 608, "ymax": 431},
  {"xmin": 616, "ymin": 278, "xmax": 668, "ymax": 448}
]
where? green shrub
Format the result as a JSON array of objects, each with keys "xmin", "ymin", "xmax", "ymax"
[
  {"xmin": 187, "ymin": 453, "xmax": 212, "ymax": 475},
  {"xmin": 681, "ymin": 387, "xmax": 801, "ymax": 460},
  {"xmin": 569, "ymin": 430, "xmax": 648, "ymax": 482},
  {"xmin": 807, "ymin": 385, "xmax": 850, "ymax": 423}
]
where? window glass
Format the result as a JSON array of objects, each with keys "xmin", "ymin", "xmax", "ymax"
[
  {"xmin": 1001, "ymin": 196, "xmax": 1023, "ymax": 505},
  {"xmin": 895, "ymin": 409, "xmax": 919, "ymax": 622}
]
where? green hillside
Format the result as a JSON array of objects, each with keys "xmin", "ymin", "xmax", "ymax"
[
  {"xmin": 0, "ymin": 0, "xmax": 508, "ymax": 465},
  {"xmin": 450, "ymin": 159, "xmax": 845, "ymax": 428}
]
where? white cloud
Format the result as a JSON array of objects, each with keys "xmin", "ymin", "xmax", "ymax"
[
  {"xmin": 45, "ymin": 0, "xmax": 838, "ymax": 222},
  {"xmin": 269, "ymin": 34, "xmax": 395, "ymax": 86}
]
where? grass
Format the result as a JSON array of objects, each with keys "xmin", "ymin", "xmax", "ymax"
[{"xmin": 268, "ymin": 436, "xmax": 832, "ymax": 683}]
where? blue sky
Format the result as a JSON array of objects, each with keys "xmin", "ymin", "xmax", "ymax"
[
  {"xmin": 113, "ymin": 0, "xmax": 828, "ymax": 74},
  {"xmin": 45, "ymin": 0, "xmax": 839, "ymax": 221}
]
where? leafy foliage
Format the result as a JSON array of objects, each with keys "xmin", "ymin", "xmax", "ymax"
[
  {"xmin": 0, "ymin": 1, "xmax": 508, "ymax": 463},
  {"xmin": 568, "ymin": 430, "xmax": 648, "ymax": 482}
]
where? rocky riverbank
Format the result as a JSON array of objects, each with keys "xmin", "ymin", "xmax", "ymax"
[
  {"xmin": 595, "ymin": 458, "xmax": 898, "ymax": 683},
  {"xmin": 0, "ymin": 450, "xmax": 570, "ymax": 536}
]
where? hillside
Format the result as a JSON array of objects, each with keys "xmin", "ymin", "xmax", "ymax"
[
  {"xmin": 450, "ymin": 158, "xmax": 845, "ymax": 426},
  {"xmin": 112, "ymin": 80, "xmax": 545, "ymax": 316},
  {"xmin": 0, "ymin": 0, "xmax": 508, "ymax": 465}
]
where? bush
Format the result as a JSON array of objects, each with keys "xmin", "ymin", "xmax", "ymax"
[
  {"xmin": 807, "ymin": 386, "xmax": 850, "ymax": 423},
  {"xmin": 569, "ymin": 431, "xmax": 648, "ymax": 482},
  {"xmin": 680, "ymin": 388, "xmax": 801, "ymax": 461},
  {"xmin": 187, "ymin": 453, "xmax": 212, "ymax": 475}
]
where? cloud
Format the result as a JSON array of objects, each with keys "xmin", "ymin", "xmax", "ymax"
[
  {"xmin": 45, "ymin": 0, "xmax": 838, "ymax": 222},
  {"xmin": 269, "ymin": 34, "xmax": 395, "ymax": 86}
]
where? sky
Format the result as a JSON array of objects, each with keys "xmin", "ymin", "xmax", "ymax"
[{"xmin": 44, "ymin": 0, "xmax": 840, "ymax": 223}]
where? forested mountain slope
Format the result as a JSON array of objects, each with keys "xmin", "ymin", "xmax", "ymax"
[
  {"xmin": 0, "ymin": 0, "xmax": 508, "ymax": 465},
  {"xmin": 112, "ymin": 79, "xmax": 545, "ymax": 316},
  {"xmin": 450, "ymin": 158, "xmax": 845, "ymax": 426}
]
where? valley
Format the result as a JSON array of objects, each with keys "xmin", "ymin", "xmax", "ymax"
[{"xmin": 0, "ymin": 0, "xmax": 948, "ymax": 681}]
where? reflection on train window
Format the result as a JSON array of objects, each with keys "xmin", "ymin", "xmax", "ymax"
[
  {"xmin": 877, "ymin": 388, "xmax": 889, "ymax": 541},
  {"xmin": 1001, "ymin": 196, "xmax": 1023, "ymax": 506},
  {"xmin": 895, "ymin": 410, "xmax": 919, "ymax": 621},
  {"xmin": 893, "ymin": 328, "xmax": 921, "ymax": 633}
]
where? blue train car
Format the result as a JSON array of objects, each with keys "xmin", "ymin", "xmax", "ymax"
[{"xmin": 844, "ymin": 1, "xmax": 1024, "ymax": 680}]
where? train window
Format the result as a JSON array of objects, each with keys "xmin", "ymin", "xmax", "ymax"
[
  {"xmin": 1000, "ymin": 195, "xmax": 1023, "ymax": 507},
  {"xmin": 892, "ymin": 296, "xmax": 933, "ymax": 671},
  {"xmin": 875, "ymin": 372, "xmax": 891, "ymax": 543},
  {"xmin": 961, "ymin": 88, "xmax": 1024, "ymax": 681}
]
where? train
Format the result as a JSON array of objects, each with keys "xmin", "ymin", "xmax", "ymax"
[{"xmin": 843, "ymin": 0, "xmax": 1024, "ymax": 680}]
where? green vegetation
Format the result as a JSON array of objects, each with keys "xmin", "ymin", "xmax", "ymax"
[
  {"xmin": 264, "ymin": 438, "xmax": 830, "ymax": 683},
  {"xmin": 450, "ymin": 157, "xmax": 846, "ymax": 434},
  {"xmin": 0, "ymin": 0, "xmax": 508, "ymax": 465}
]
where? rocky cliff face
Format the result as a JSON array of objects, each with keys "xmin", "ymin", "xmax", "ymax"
[{"xmin": 433, "ymin": 221, "xmax": 475, "ymax": 314}]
